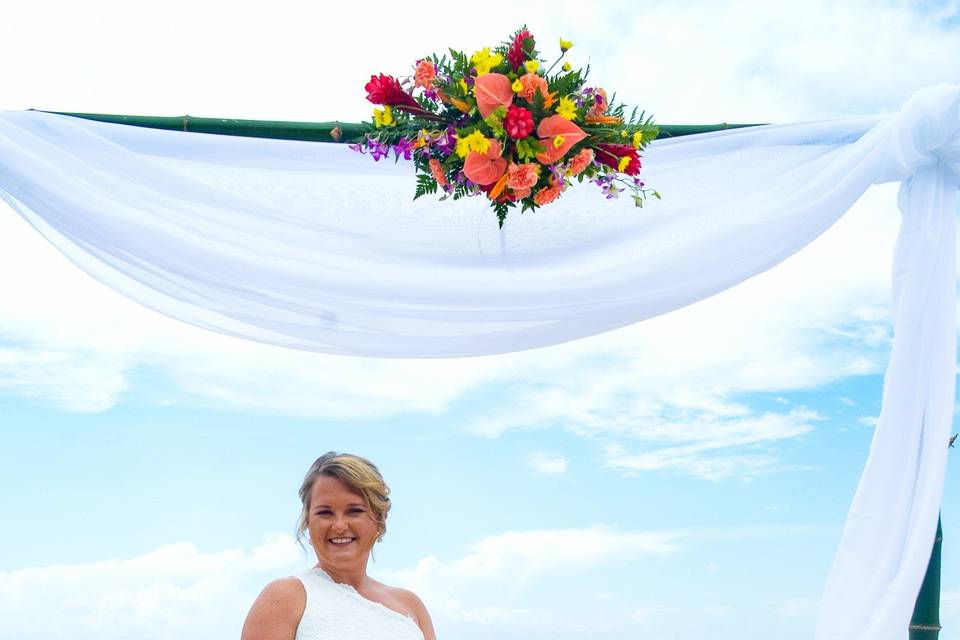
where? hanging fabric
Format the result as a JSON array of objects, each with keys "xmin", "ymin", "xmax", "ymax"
[{"xmin": 0, "ymin": 83, "xmax": 957, "ymax": 640}]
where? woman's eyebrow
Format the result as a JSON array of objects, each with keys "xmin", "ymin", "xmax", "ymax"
[{"xmin": 313, "ymin": 503, "xmax": 367, "ymax": 508}]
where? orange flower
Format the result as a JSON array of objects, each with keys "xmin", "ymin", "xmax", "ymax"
[
  {"xmin": 534, "ymin": 183, "xmax": 563, "ymax": 206},
  {"xmin": 463, "ymin": 139, "xmax": 507, "ymax": 186},
  {"xmin": 414, "ymin": 59, "xmax": 436, "ymax": 89},
  {"xmin": 511, "ymin": 186, "xmax": 532, "ymax": 199},
  {"xmin": 535, "ymin": 115, "xmax": 587, "ymax": 164},
  {"xmin": 474, "ymin": 73, "xmax": 514, "ymax": 119},
  {"xmin": 488, "ymin": 173, "xmax": 510, "ymax": 201},
  {"xmin": 566, "ymin": 148, "xmax": 594, "ymax": 176},
  {"xmin": 437, "ymin": 90, "xmax": 473, "ymax": 113},
  {"xmin": 584, "ymin": 114, "xmax": 624, "ymax": 125},
  {"xmin": 517, "ymin": 73, "xmax": 549, "ymax": 102},
  {"xmin": 429, "ymin": 158, "xmax": 448, "ymax": 187},
  {"xmin": 506, "ymin": 162, "xmax": 539, "ymax": 191}
]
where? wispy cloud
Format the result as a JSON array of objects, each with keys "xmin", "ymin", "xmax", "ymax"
[
  {"xmin": 600, "ymin": 408, "xmax": 823, "ymax": 481},
  {"xmin": 527, "ymin": 451, "xmax": 570, "ymax": 476}
]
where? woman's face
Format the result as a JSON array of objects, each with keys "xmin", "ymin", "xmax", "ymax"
[{"xmin": 307, "ymin": 475, "xmax": 381, "ymax": 569}]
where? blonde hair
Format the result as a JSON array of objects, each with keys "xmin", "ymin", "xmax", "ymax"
[{"xmin": 297, "ymin": 452, "xmax": 392, "ymax": 548}]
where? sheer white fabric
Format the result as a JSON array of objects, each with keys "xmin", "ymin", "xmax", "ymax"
[
  {"xmin": 0, "ymin": 83, "xmax": 958, "ymax": 639},
  {"xmin": 295, "ymin": 568, "xmax": 424, "ymax": 640}
]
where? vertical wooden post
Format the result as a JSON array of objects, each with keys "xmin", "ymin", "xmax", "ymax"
[{"xmin": 909, "ymin": 516, "xmax": 943, "ymax": 639}]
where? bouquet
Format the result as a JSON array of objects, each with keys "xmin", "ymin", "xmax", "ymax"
[{"xmin": 351, "ymin": 26, "xmax": 659, "ymax": 226}]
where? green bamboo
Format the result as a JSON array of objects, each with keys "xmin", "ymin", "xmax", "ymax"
[
  {"xmin": 910, "ymin": 516, "xmax": 943, "ymax": 639},
  {"xmin": 37, "ymin": 110, "xmax": 762, "ymax": 142}
]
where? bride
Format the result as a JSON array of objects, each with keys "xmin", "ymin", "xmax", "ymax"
[{"xmin": 241, "ymin": 452, "xmax": 436, "ymax": 640}]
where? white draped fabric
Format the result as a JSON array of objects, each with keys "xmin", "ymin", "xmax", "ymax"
[{"xmin": 0, "ymin": 83, "xmax": 958, "ymax": 638}]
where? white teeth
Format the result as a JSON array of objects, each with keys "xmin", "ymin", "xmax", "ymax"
[{"xmin": 330, "ymin": 537, "xmax": 355, "ymax": 544}]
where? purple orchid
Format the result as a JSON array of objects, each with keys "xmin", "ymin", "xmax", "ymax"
[
  {"xmin": 368, "ymin": 139, "xmax": 391, "ymax": 161},
  {"xmin": 393, "ymin": 138, "xmax": 415, "ymax": 161}
]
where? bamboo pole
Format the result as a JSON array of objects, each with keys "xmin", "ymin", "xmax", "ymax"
[
  {"xmin": 911, "ymin": 517, "xmax": 944, "ymax": 639},
  {"xmin": 36, "ymin": 111, "xmax": 762, "ymax": 142}
]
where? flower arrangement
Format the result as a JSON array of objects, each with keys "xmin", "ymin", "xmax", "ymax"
[{"xmin": 351, "ymin": 27, "xmax": 660, "ymax": 227}]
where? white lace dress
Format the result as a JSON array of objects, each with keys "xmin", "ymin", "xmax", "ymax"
[{"xmin": 294, "ymin": 568, "xmax": 425, "ymax": 640}]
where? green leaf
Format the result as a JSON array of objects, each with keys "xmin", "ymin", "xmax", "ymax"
[
  {"xmin": 494, "ymin": 201, "xmax": 511, "ymax": 227},
  {"xmin": 515, "ymin": 137, "xmax": 546, "ymax": 162}
]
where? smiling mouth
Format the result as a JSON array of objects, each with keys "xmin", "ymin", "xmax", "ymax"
[{"xmin": 329, "ymin": 537, "xmax": 357, "ymax": 546}]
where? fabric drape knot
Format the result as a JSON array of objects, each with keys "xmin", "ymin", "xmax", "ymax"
[{"xmin": 875, "ymin": 82, "xmax": 960, "ymax": 183}]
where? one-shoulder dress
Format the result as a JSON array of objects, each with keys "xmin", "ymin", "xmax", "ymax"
[{"xmin": 294, "ymin": 568, "xmax": 425, "ymax": 640}]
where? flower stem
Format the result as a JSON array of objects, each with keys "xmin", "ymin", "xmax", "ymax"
[
  {"xmin": 545, "ymin": 52, "xmax": 566, "ymax": 76},
  {"xmin": 393, "ymin": 105, "xmax": 444, "ymax": 122}
]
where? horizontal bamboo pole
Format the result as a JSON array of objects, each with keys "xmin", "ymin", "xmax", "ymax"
[{"xmin": 36, "ymin": 111, "xmax": 763, "ymax": 143}]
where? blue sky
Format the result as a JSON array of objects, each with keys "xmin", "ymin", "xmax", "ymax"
[{"xmin": 1, "ymin": 1, "xmax": 960, "ymax": 639}]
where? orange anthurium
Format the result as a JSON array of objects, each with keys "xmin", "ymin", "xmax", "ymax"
[
  {"xmin": 464, "ymin": 139, "xmax": 507, "ymax": 185},
  {"xmin": 474, "ymin": 73, "xmax": 514, "ymax": 119},
  {"xmin": 535, "ymin": 115, "xmax": 587, "ymax": 164}
]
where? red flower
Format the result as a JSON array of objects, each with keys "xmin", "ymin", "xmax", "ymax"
[
  {"xmin": 364, "ymin": 73, "xmax": 418, "ymax": 108},
  {"xmin": 504, "ymin": 105, "xmax": 534, "ymax": 139},
  {"xmin": 594, "ymin": 143, "xmax": 642, "ymax": 176},
  {"xmin": 507, "ymin": 29, "xmax": 535, "ymax": 71}
]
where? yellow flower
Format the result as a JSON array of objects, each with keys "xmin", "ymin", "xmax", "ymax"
[
  {"xmin": 621, "ymin": 130, "xmax": 628, "ymax": 137},
  {"xmin": 632, "ymin": 131, "xmax": 643, "ymax": 149},
  {"xmin": 458, "ymin": 78, "xmax": 469, "ymax": 93},
  {"xmin": 524, "ymin": 60, "xmax": 539, "ymax": 73},
  {"xmin": 562, "ymin": 61, "xmax": 572, "ymax": 72},
  {"xmin": 512, "ymin": 79, "xmax": 524, "ymax": 92},
  {"xmin": 471, "ymin": 47, "xmax": 503, "ymax": 76},
  {"xmin": 372, "ymin": 106, "xmax": 394, "ymax": 128},
  {"xmin": 455, "ymin": 130, "xmax": 492, "ymax": 158},
  {"xmin": 559, "ymin": 38, "xmax": 573, "ymax": 52},
  {"xmin": 552, "ymin": 134, "xmax": 565, "ymax": 148},
  {"xmin": 555, "ymin": 96, "xmax": 578, "ymax": 121},
  {"xmin": 618, "ymin": 156, "xmax": 631, "ymax": 172}
]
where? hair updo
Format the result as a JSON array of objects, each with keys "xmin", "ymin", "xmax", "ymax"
[{"xmin": 297, "ymin": 452, "xmax": 392, "ymax": 547}]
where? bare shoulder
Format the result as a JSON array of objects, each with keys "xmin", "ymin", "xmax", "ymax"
[
  {"xmin": 388, "ymin": 586, "xmax": 436, "ymax": 640},
  {"xmin": 241, "ymin": 577, "xmax": 306, "ymax": 640}
]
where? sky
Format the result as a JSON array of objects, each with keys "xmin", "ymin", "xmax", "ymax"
[{"xmin": 1, "ymin": 1, "xmax": 959, "ymax": 639}]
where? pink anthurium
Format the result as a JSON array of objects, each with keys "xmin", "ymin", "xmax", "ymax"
[
  {"xmin": 463, "ymin": 139, "xmax": 507, "ymax": 185},
  {"xmin": 535, "ymin": 115, "xmax": 587, "ymax": 164},
  {"xmin": 474, "ymin": 73, "xmax": 514, "ymax": 119}
]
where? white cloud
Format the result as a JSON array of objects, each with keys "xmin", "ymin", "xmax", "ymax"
[
  {"xmin": 379, "ymin": 525, "xmax": 680, "ymax": 600},
  {"xmin": 0, "ymin": 535, "xmax": 306, "ymax": 640},
  {"xmin": 527, "ymin": 451, "xmax": 570, "ymax": 476},
  {"xmin": 600, "ymin": 408, "xmax": 823, "ymax": 481},
  {"xmin": 777, "ymin": 595, "xmax": 820, "ymax": 619},
  {"xmin": 1, "ymin": 524, "xmax": 827, "ymax": 640}
]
